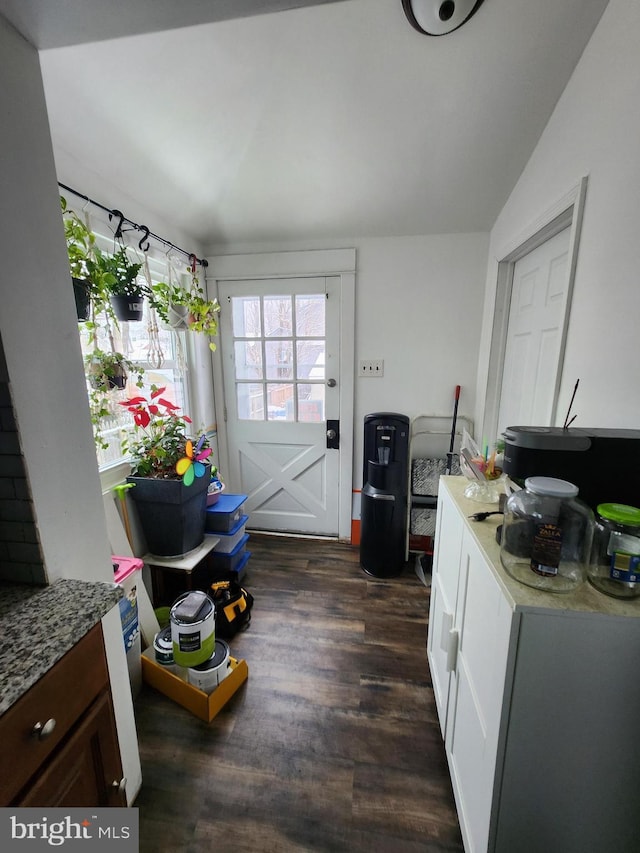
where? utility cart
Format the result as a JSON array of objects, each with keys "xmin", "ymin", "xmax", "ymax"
[{"xmin": 407, "ymin": 413, "xmax": 473, "ymax": 574}]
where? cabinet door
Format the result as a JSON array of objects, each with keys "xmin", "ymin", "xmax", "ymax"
[
  {"xmin": 446, "ymin": 528, "xmax": 513, "ymax": 853},
  {"xmin": 17, "ymin": 691, "xmax": 125, "ymax": 808},
  {"xmin": 427, "ymin": 485, "xmax": 464, "ymax": 737}
]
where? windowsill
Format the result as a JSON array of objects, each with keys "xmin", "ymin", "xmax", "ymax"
[{"xmin": 99, "ymin": 460, "xmax": 132, "ymax": 494}]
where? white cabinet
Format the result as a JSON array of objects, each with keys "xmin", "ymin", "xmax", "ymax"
[
  {"xmin": 428, "ymin": 477, "xmax": 640, "ymax": 853},
  {"xmin": 427, "ymin": 484, "xmax": 463, "ymax": 736}
]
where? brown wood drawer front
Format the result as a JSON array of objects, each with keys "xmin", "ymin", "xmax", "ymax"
[
  {"xmin": 0, "ymin": 623, "xmax": 109, "ymax": 804},
  {"xmin": 16, "ymin": 690, "xmax": 125, "ymax": 808}
]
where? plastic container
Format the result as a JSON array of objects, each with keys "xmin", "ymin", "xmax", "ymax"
[
  {"xmin": 588, "ymin": 503, "xmax": 640, "ymax": 599},
  {"xmin": 205, "ymin": 493, "xmax": 248, "ymax": 532},
  {"xmin": 500, "ymin": 477, "xmax": 594, "ymax": 593},
  {"xmin": 210, "ymin": 534, "xmax": 249, "ymax": 572},
  {"xmin": 113, "ymin": 555, "xmax": 144, "ymax": 696},
  {"xmin": 212, "ymin": 515, "xmax": 249, "ymax": 553}
]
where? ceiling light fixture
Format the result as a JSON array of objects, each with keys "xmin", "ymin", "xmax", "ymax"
[{"xmin": 401, "ymin": 0, "xmax": 485, "ymax": 36}]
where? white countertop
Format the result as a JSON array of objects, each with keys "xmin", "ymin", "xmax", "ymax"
[{"xmin": 441, "ymin": 476, "xmax": 640, "ymax": 620}]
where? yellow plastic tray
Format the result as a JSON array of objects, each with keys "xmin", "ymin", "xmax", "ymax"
[{"xmin": 141, "ymin": 646, "xmax": 248, "ymax": 722}]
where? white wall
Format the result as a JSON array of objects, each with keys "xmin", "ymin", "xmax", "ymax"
[
  {"xmin": 352, "ymin": 234, "xmax": 487, "ymax": 485},
  {"xmin": 0, "ymin": 15, "xmax": 112, "ymax": 585},
  {"xmin": 476, "ymin": 0, "xmax": 640, "ymax": 435},
  {"xmin": 0, "ymin": 13, "xmax": 141, "ymax": 803},
  {"xmin": 208, "ymin": 233, "xmax": 488, "ymax": 490}
]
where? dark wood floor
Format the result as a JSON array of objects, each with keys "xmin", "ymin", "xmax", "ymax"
[{"xmin": 133, "ymin": 534, "xmax": 464, "ymax": 853}]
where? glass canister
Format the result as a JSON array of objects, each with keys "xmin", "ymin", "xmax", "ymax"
[
  {"xmin": 500, "ymin": 476, "xmax": 594, "ymax": 593},
  {"xmin": 588, "ymin": 503, "xmax": 640, "ymax": 599}
]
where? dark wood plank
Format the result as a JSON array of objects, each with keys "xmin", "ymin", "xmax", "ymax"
[{"xmin": 134, "ymin": 534, "xmax": 463, "ymax": 852}]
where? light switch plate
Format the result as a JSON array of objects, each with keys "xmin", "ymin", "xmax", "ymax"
[{"xmin": 359, "ymin": 359, "xmax": 384, "ymax": 377}]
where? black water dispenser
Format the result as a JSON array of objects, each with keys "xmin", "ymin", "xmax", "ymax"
[{"xmin": 360, "ymin": 413, "xmax": 410, "ymax": 577}]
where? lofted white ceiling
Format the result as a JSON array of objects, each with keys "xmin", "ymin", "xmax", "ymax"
[{"xmin": 2, "ymin": 0, "xmax": 609, "ymax": 248}]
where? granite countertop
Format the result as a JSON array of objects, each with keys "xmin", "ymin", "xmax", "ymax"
[
  {"xmin": 442, "ymin": 475, "xmax": 640, "ymax": 620},
  {"xmin": 0, "ymin": 578, "xmax": 123, "ymax": 716}
]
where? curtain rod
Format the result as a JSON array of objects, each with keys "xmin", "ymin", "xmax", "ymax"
[{"xmin": 58, "ymin": 182, "xmax": 208, "ymax": 268}]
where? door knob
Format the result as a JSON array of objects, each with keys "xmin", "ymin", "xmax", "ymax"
[
  {"xmin": 326, "ymin": 419, "xmax": 339, "ymax": 449},
  {"xmin": 327, "ymin": 378, "xmax": 336, "ymax": 387}
]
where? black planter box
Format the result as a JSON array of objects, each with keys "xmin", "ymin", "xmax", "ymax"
[
  {"xmin": 73, "ymin": 277, "xmax": 91, "ymax": 321},
  {"xmin": 127, "ymin": 467, "xmax": 210, "ymax": 557},
  {"xmin": 111, "ymin": 294, "xmax": 145, "ymax": 321}
]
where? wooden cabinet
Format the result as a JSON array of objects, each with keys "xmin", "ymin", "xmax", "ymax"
[
  {"xmin": 0, "ymin": 623, "xmax": 125, "ymax": 807},
  {"xmin": 428, "ymin": 477, "xmax": 640, "ymax": 853}
]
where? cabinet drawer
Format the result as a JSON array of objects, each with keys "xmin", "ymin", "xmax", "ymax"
[{"xmin": 0, "ymin": 623, "xmax": 109, "ymax": 804}]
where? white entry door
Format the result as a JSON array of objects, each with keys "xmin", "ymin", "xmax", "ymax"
[
  {"xmin": 219, "ymin": 276, "xmax": 340, "ymax": 535},
  {"xmin": 497, "ymin": 226, "xmax": 572, "ymax": 432}
]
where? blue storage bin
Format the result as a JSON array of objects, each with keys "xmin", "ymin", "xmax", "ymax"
[
  {"xmin": 213, "ymin": 515, "xmax": 249, "ymax": 553},
  {"xmin": 210, "ymin": 533, "xmax": 250, "ymax": 572},
  {"xmin": 205, "ymin": 494, "xmax": 248, "ymax": 532}
]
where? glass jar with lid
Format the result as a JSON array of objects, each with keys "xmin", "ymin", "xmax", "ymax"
[
  {"xmin": 500, "ymin": 476, "xmax": 594, "ymax": 593},
  {"xmin": 588, "ymin": 503, "xmax": 640, "ymax": 599}
]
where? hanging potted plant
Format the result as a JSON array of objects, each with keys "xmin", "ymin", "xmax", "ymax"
[
  {"xmin": 61, "ymin": 196, "xmax": 99, "ymax": 321},
  {"xmin": 149, "ymin": 279, "xmax": 190, "ymax": 330},
  {"xmin": 119, "ymin": 387, "xmax": 212, "ymax": 557},
  {"xmin": 149, "ymin": 271, "xmax": 220, "ymax": 349},
  {"xmin": 84, "ymin": 348, "xmax": 145, "ymax": 452},
  {"xmin": 84, "ymin": 348, "xmax": 144, "ymax": 392},
  {"xmin": 100, "ymin": 247, "xmax": 145, "ymax": 321}
]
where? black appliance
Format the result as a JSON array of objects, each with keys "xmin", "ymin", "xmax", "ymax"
[
  {"xmin": 360, "ymin": 413, "xmax": 410, "ymax": 577},
  {"xmin": 502, "ymin": 426, "xmax": 640, "ymax": 510}
]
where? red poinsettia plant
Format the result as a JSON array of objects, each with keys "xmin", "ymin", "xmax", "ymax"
[{"xmin": 119, "ymin": 385, "xmax": 210, "ymax": 481}]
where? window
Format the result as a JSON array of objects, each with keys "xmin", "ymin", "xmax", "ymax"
[
  {"xmin": 230, "ymin": 292, "xmax": 326, "ymax": 423},
  {"xmin": 76, "ymin": 226, "xmax": 191, "ymax": 472}
]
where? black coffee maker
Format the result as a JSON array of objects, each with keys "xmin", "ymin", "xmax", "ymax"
[{"xmin": 502, "ymin": 426, "xmax": 640, "ymax": 510}]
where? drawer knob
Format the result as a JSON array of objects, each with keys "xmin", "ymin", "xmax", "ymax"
[
  {"xmin": 112, "ymin": 777, "xmax": 127, "ymax": 795},
  {"xmin": 31, "ymin": 719, "xmax": 56, "ymax": 740}
]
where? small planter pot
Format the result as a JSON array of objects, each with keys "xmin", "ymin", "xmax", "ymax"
[
  {"xmin": 87, "ymin": 361, "xmax": 128, "ymax": 392},
  {"xmin": 127, "ymin": 465, "xmax": 211, "ymax": 557},
  {"xmin": 111, "ymin": 294, "xmax": 145, "ymax": 322},
  {"xmin": 73, "ymin": 277, "xmax": 91, "ymax": 321},
  {"xmin": 167, "ymin": 303, "xmax": 190, "ymax": 331}
]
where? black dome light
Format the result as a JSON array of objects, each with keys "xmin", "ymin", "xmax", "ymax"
[{"xmin": 402, "ymin": 0, "xmax": 486, "ymax": 36}]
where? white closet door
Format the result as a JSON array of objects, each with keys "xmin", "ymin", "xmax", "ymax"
[{"xmin": 497, "ymin": 226, "xmax": 571, "ymax": 432}]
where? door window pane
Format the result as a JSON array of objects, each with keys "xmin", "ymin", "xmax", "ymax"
[
  {"xmin": 237, "ymin": 383, "xmax": 264, "ymax": 420},
  {"xmin": 265, "ymin": 340, "xmax": 293, "ymax": 380},
  {"xmin": 296, "ymin": 294, "xmax": 325, "ymax": 337},
  {"xmin": 232, "ymin": 296, "xmax": 261, "ymax": 337},
  {"xmin": 234, "ymin": 341, "xmax": 263, "ymax": 380},
  {"xmin": 298, "ymin": 385, "xmax": 325, "ymax": 422},
  {"xmin": 264, "ymin": 296, "xmax": 292, "ymax": 337},
  {"xmin": 296, "ymin": 341, "xmax": 325, "ymax": 380},
  {"xmin": 267, "ymin": 384, "xmax": 294, "ymax": 420}
]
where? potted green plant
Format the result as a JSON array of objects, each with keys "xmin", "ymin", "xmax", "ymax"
[
  {"xmin": 84, "ymin": 349, "xmax": 145, "ymax": 451},
  {"xmin": 61, "ymin": 196, "xmax": 100, "ymax": 321},
  {"xmin": 119, "ymin": 387, "xmax": 212, "ymax": 557},
  {"xmin": 84, "ymin": 348, "xmax": 144, "ymax": 392},
  {"xmin": 149, "ymin": 279, "xmax": 190, "ymax": 330},
  {"xmin": 149, "ymin": 278, "xmax": 220, "ymax": 349},
  {"xmin": 100, "ymin": 247, "xmax": 145, "ymax": 321}
]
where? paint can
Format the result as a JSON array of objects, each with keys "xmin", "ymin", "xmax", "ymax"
[
  {"xmin": 187, "ymin": 639, "xmax": 231, "ymax": 693},
  {"xmin": 170, "ymin": 590, "xmax": 216, "ymax": 667},
  {"xmin": 153, "ymin": 626, "xmax": 175, "ymax": 666}
]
